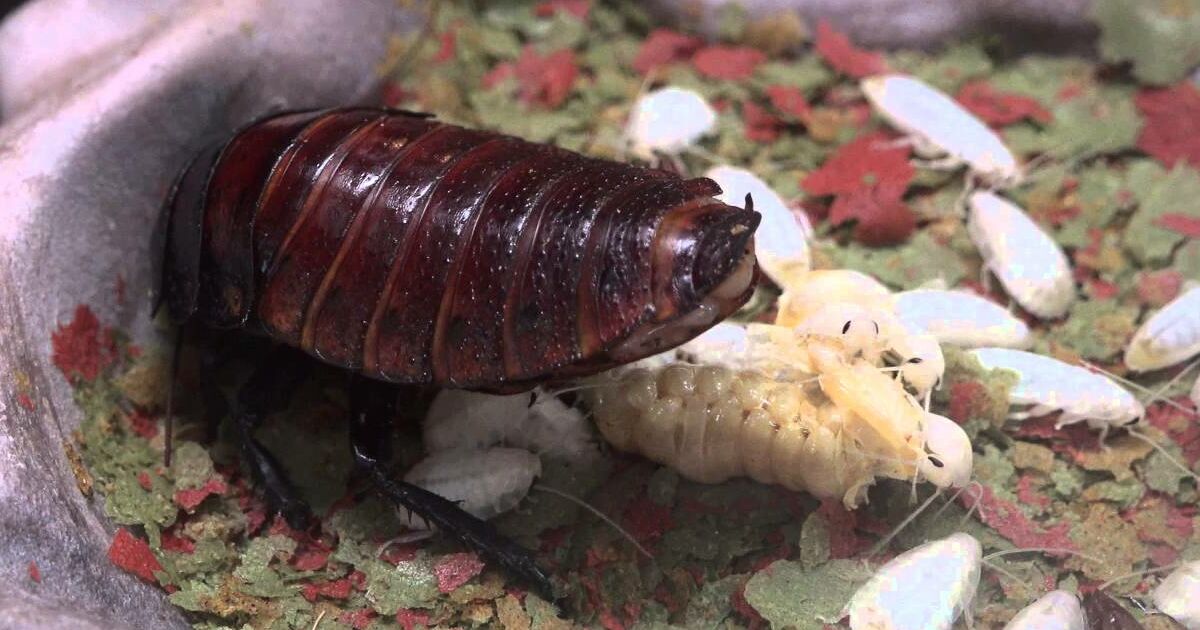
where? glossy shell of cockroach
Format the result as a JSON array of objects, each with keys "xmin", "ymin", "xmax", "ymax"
[{"xmin": 160, "ymin": 108, "xmax": 760, "ymax": 390}]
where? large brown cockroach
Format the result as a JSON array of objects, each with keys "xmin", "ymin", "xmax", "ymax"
[{"xmin": 158, "ymin": 107, "xmax": 760, "ymax": 597}]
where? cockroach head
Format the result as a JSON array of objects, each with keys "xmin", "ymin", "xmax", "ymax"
[
  {"xmin": 918, "ymin": 412, "xmax": 973, "ymax": 489},
  {"xmin": 610, "ymin": 195, "xmax": 760, "ymax": 364}
]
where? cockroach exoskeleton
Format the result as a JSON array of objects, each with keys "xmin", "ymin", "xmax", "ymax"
[{"xmin": 156, "ymin": 107, "xmax": 761, "ymax": 597}]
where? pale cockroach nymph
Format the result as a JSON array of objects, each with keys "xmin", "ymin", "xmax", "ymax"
[
  {"xmin": 583, "ymin": 329, "xmax": 972, "ymax": 508},
  {"xmin": 967, "ymin": 191, "xmax": 1076, "ymax": 320},
  {"xmin": 860, "ymin": 74, "xmax": 1023, "ymax": 189},
  {"xmin": 1125, "ymin": 285, "xmax": 1200, "ymax": 372}
]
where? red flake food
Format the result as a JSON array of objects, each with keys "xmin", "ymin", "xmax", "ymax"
[
  {"xmin": 433, "ymin": 552, "xmax": 485, "ymax": 593},
  {"xmin": 396, "ymin": 608, "xmax": 431, "ymax": 630},
  {"xmin": 827, "ymin": 186, "xmax": 917, "ymax": 246},
  {"xmin": 813, "ymin": 20, "xmax": 887, "ymax": 78},
  {"xmin": 947, "ymin": 381, "xmax": 988, "ymax": 424},
  {"xmin": 161, "ymin": 527, "xmax": 196, "ymax": 554},
  {"xmin": 137, "ymin": 471, "xmax": 153, "ymax": 491},
  {"xmin": 127, "ymin": 408, "xmax": 158, "ymax": 439},
  {"xmin": 339, "ymin": 609, "xmax": 376, "ymax": 630},
  {"xmin": 1155, "ymin": 214, "xmax": 1200, "ymax": 238},
  {"xmin": 816, "ymin": 499, "xmax": 872, "ymax": 558},
  {"xmin": 51, "ymin": 305, "xmax": 118, "ymax": 383},
  {"xmin": 1146, "ymin": 400, "xmax": 1200, "ymax": 466},
  {"xmin": 482, "ymin": 62, "xmax": 516, "ymax": 89},
  {"xmin": 802, "ymin": 132, "xmax": 914, "ymax": 197},
  {"xmin": 955, "ymin": 81, "xmax": 1053, "ymax": 126},
  {"xmin": 632, "ymin": 29, "xmax": 703, "ymax": 75},
  {"xmin": 960, "ymin": 485, "xmax": 1077, "ymax": 552},
  {"xmin": 1135, "ymin": 83, "xmax": 1200, "ymax": 169},
  {"xmin": 290, "ymin": 547, "xmax": 330, "ymax": 571},
  {"xmin": 692, "ymin": 45, "xmax": 766, "ymax": 81},
  {"xmin": 622, "ymin": 495, "xmax": 673, "ymax": 543},
  {"xmin": 16, "ymin": 392, "xmax": 34, "ymax": 411},
  {"xmin": 107, "ymin": 528, "xmax": 163, "ymax": 584},
  {"xmin": 1015, "ymin": 474, "xmax": 1051, "ymax": 509},
  {"xmin": 433, "ymin": 28, "xmax": 456, "ymax": 63},
  {"xmin": 731, "ymin": 580, "xmax": 766, "ymax": 630},
  {"xmin": 766, "ymin": 84, "xmax": 812, "ymax": 123},
  {"xmin": 1136, "ymin": 269, "xmax": 1183, "ymax": 307},
  {"xmin": 174, "ymin": 477, "xmax": 228, "ymax": 511},
  {"xmin": 515, "ymin": 46, "xmax": 578, "ymax": 108},
  {"xmin": 742, "ymin": 101, "xmax": 782, "ymax": 143},
  {"xmin": 301, "ymin": 577, "xmax": 353, "ymax": 602},
  {"xmin": 534, "ymin": 0, "xmax": 590, "ymax": 19},
  {"xmin": 28, "ymin": 561, "xmax": 40, "ymax": 583}
]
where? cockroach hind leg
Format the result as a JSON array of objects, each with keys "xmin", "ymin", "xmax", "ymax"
[
  {"xmin": 233, "ymin": 347, "xmax": 315, "ymax": 530},
  {"xmin": 349, "ymin": 378, "xmax": 556, "ymax": 601}
]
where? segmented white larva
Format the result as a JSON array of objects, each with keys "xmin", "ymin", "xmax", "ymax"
[
  {"xmin": 1001, "ymin": 590, "xmax": 1085, "ymax": 630},
  {"xmin": 969, "ymin": 348, "xmax": 1143, "ymax": 434},
  {"xmin": 1153, "ymin": 561, "xmax": 1200, "ymax": 629},
  {"xmin": 625, "ymin": 86, "xmax": 716, "ymax": 161},
  {"xmin": 585, "ymin": 336, "xmax": 972, "ymax": 509},
  {"xmin": 843, "ymin": 532, "xmax": 983, "ymax": 630},
  {"xmin": 398, "ymin": 447, "xmax": 541, "ymax": 530},
  {"xmin": 674, "ymin": 321, "xmax": 751, "ymax": 368},
  {"xmin": 705, "ymin": 165, "xmax": 812, "ymax": 287},
  {"xmin": 860, "ymin": 74, "xmax": 1023, "ymax": 188},
  {"xmin": 894, "ymin": 288, "xmax": 1033, "ymax": 349},
  {"xmin": 967, "ymin": 191, "xmax": 1076, "ymax": 320},
  {"xmin": 1125, "ymin": 285, "xmax": 1200, "ymax": 372}
]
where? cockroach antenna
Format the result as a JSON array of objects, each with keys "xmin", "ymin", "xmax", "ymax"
[
  {"xmin": 532, "ymin": 484, "xmax": 653, "ymax": 560},
  {"xmin": 1082, "ymin": 358, "xmax": 1200, "ymax": 418}
]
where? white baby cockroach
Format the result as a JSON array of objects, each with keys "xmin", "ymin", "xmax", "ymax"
[
  {"xmin": 775, "ymin": 269, "xmax": 895, "ymax": 328},
  {"xmin": 784, "ymin": 301, "xmax": 946, "ymax": 407},
  {"xmin": 704, "ymin": 165, "xmax": 812, "ymax": 287},
  {"xmin": 1002, "ymin": 590, "xmax": 1086, "ymax": 630},
  {"xmin": 1153, "ymin": 561, "xmax": 1200, "ymax": 629},
  {"xmin": 844, "ymin": 532, "xmax": 983, "ymax": 630},
  {"xmin": 845, "ymin": 533, "xmax": 1105, "ymax": 630},
  {"xmin": 423, "ymin": 388, "xmax": 600, "ymax": 461},
  {"xmin": 967, "ymin": 191, "xmax": 1076, "ymax": 320},
  {"xmin": 625, "ymin": 86, "xmax": 716, "ymax": 162},
  {"xmin": 585, "ymin": 332, "xmax": 973, "ymax": 509},
  {"xmin": 969, "ymin": 347, "xmax": 1142, "ymax": 437},
  {"xmin": 398, "ymin": 447, "xmax": 542, "ymax": 531},
  {"xmin": 1125, "ymin": 285, "xmax": 1200, "ymax": 372},
  {"xmin": 894, "ymin": 288, "xmax": 1034, "ymax": 349},
  {"xmin": 860, "ymin": 74, "xmax": 1023, "ymax": 189}
]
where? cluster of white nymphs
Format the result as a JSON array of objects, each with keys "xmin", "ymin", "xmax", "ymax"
[{"xmin": 862, "ymin": 74, "xmax": 1077, "ymax": 321}]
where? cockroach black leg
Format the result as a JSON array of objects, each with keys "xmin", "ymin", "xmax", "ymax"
[
  {"xmin": 233, "ymin": 346, "xmax": 313, "ymax": 530},
  {"xmin": 347, "ymin": 377, "xmax": 556, "ymax": 601}
]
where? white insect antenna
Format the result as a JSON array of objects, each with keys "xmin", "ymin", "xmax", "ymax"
[
  {"xmin": 1081, "ymin": 359, "xmax": 1200, "ymax": 418},
  {"xmin": 1095, "ymin": 562, "xmax": 1181, "ymax": 592},
  {"xmin": 868, "ymin": 480, "xmax": 983, "ymax": 558},
  {"xmin": 531, "ymin": 483, "xmax": 654, "ymax": 560}
]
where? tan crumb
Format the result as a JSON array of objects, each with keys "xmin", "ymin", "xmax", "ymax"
[
  {"xmin": 62, "ymin": 439, "xmax": 93, "ymax": 498},
  {"xmin": 1074, "ymin": 433, "xmax": 1153, "ymax": 481},
  {"xmin": 744, "ymin": 11, "xmax": 808, "ymax": 56},
  {"xmin": 497, "ymin": 593, "xmax": 531, "ymax": 630},
  {"xmin": 1064, "ymin": 503, "xmax": 1145, "ymax": 587},
  {"xmin": 1011, "ymin": 441, "xmax": 1056, "ymax": 473}
]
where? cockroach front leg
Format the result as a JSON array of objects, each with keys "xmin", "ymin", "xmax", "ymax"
[
  {"xmin": 347, "ymin": 377, "xmax": 556, "ymax": 601},
  {"xmin": 234, "ymin": 346, "xmax": 314, "ymax": 530}
]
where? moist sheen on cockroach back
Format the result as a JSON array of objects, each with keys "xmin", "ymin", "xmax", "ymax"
[{"xmin": 160, "ymin": 107, "xmax": 761, "ymax": 391}]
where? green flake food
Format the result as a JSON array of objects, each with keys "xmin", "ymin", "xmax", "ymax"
[
  {"xmin": 1050, "ymin": 463, "xmax": 1085, "ymax": 500},
  {"xmin": 1081, "ymin": 479, "xmax": 1145, "ymax": 509},
  {"xmin": 822, "ymin": 232, "xmax": 968, "ymax": 290},
  {"xmin": 752, "ymin": 57, "xmax": 835, "ymax": 95},
  {"xmin": 743, "ymin": 559, "xmax": 871, "ymax": 629},
  {"xmin": 104, "ymin": 470, "xmax": 177, "ymax": 543},
  {"xmin": 1143, "ymin": 449, "xmax": 1195, "ymax": 495},
  {"xmin": 1057, "ymin": 163, "xmax": 1131, "ymax": 248},
  {"xmin": 989, "ymin": 55, "xmax": 1093, "ymax": 106},
  {"xmin": 1023, "ymin": 88, "xmax": 1143, "ymax": 160},
  {"xmin": 1092, "ymin": 0, "xmax": 1200, "ymax": 85},
  {"xmin": 1172, "ymin": 241, "xmax": 1200, "ymax": 280},
  {"xmin": 172, "ymin": 441, "xmax": 218, "ymax": 491},
  {"xmin": 1125, "ymin": 161, "xmax": 1200, "ymax": 265},
  {"xmin": 682, "ymin": 574, "xmax": 744, "ymax": 628},
  {"xmin": 233, "ymin": 536, "xmax": 297, "ymax": 599},
  {"xmin": 1053, "ymin": 299, "xmax": 1138, "ymax": 360},
  {"xmin": 364, "ymin": 556, "xmax": 439, "ymax": 615},
  {"xmin": 798, "ymin": 512, "xmax": 831, "ymax": 570},
  {"xmin": 889, "ymin": 43, "xmax": 993, "ymax": 92}
]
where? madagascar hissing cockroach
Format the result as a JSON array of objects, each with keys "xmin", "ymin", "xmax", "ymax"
[{"xmin": 157, "ymin": 107, "xmax": 761, "ymax": 598}]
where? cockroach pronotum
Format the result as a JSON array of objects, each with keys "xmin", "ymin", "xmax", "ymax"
[{"xmin": 157, "ymin": 107, "xmax": 760, "ymax": 597}]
